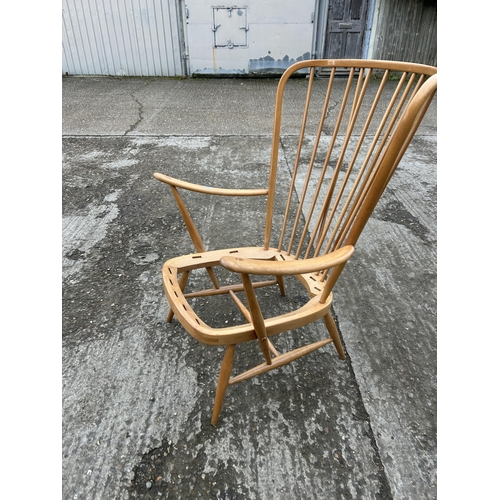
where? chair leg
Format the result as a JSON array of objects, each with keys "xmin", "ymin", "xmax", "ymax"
[
  {"xmin": 167, "ymin": 308, "xmax": 175, "ymax": 323},
  {"xmin": 324, "ymin": 312, "xmax": 346, "ymax": 360},
  {"xmin": 276, "ymin": 275, "xmax": 286, "ymax": 296},
  {"xmin": 211, "ymin": 344, "xmax": 236, "ymax": 426}
]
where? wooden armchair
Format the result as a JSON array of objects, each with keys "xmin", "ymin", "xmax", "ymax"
[{"xmin": 154, "ymin": 59, "xmax": 437, "ymax": 426}]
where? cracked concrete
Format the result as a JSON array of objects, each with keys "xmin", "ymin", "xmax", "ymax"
[
  {"xmin": 125, "ymin": 93, "xmax": 145, "ymax": 136},
  {"xmin": 123, "ymin": 78, "xmax": 154, "ymax": 135},
  {"xmin": 62, "ymin": 76, "xmax": 437, "ymax": 499}
]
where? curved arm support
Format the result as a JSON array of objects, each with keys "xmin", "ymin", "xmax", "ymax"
[
  {"xmin": 154, "ymin": 172, "xmax": 268, "ymax": 197},
  {"xmin": 220, "ymin": 245, "xmax": 354, "ymax": 276}
]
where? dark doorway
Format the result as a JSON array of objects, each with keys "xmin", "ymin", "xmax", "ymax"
[{"xmin": 324, "ymin": 0, "xmax": 370, "ymax": 60}]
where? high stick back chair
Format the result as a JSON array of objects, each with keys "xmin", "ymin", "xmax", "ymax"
[{"xmin": 154, "ymin": 59, "xmax": 437, "ymax": 426}]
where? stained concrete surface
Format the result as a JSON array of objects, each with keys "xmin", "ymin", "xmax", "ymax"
[{"xmin": 62, "ymin": 77, "xmax": 437, "ymax": 499}]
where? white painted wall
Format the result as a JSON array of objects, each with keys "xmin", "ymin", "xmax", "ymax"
[{"xmin": 185, "ymin": 0, "xmax": 316, "ymax": 75}]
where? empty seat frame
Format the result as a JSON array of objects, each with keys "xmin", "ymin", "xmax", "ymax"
[{"xmin": 154, "ymin": 59, "xmax": 437, "ymax": 426}]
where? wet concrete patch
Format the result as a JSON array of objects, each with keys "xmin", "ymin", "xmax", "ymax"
[{"xmin": 377, "ymin": 198, "xmax": 430, "ymax": 244}]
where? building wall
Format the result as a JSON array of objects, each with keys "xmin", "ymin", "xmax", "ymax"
[
  {"xmin": 62, "ymin": 0, "xmax": 437, "ymax": 77},
  {"xmin": 62, "ymin": 0, "xmax": 186, "ymax": 76}
]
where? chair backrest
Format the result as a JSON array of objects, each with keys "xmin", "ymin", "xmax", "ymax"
[{"xmin": 263, "ymin": 59, "xmax": 437, "ymax": 283}]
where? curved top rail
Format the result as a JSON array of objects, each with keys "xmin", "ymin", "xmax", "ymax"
[{"xmin": 279, "ymin": 59, "xmax": 437, "ymax": 82}]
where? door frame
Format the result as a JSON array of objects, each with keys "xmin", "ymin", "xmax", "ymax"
[{"xmin": 178, "ymin": 0, "xmax": 191, "ymax": 76}]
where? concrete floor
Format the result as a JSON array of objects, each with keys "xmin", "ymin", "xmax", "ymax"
[{"xmin": 62, "ymin": 76, "xmax": 437, "ymax": 499}]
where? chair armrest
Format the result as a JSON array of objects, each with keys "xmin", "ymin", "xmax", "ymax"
[
  {"xmin": 154, "ymin": 172, "xmax": 268, "ymax": 197},
  {"xmin": 220, "ymin": 246, "xmax": 354, "ymax": 276}
]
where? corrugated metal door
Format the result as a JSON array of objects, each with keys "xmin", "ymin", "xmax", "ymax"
[{"xmin": 62, "ymin": 0, "xmax": 186, "ymax": 76}]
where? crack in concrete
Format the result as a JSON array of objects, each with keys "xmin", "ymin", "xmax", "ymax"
[
  {"xmin": 324, "ymin": 100, "xmax": 339, "ymax": 133},
  {"xmin": 125, "ymin": 79, "xmax": 156, "ymax": 135},
  {"xmin": 124, "ymin": 93, "xmax": 144, "ymax": 135}
]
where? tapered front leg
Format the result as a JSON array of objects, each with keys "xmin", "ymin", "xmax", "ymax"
[
  {"xmin": 323, "ymin": 312, "xmax": 346, "ymax": 360},
  {"xmin": 211, "ymin": 344, "xmax": 236, "ymax": 426}
]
